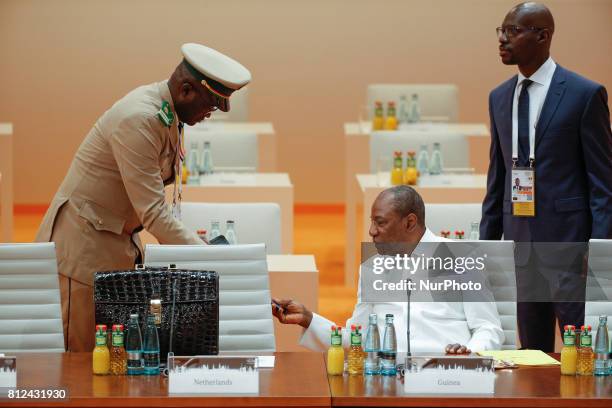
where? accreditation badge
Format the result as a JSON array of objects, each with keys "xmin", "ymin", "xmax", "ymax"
[{"xmin": 511, "ymin": 168, "xmax": 535, "ymax": 217}]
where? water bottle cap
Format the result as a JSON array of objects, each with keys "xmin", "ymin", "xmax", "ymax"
[
  {"xmin": 130, "ymin": 313, "xmax": 139, "ymax": 319},
  {"xmin": 227, "ymin": 220, "xmax": 234, "ymax": 225}
]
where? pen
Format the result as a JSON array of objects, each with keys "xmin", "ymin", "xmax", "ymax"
[{"xmin": 271, "ymin": 300, "xmax": 285, "ymax": 314}]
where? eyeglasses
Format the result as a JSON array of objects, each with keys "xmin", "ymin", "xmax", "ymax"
[{"xmin": 496, "ymin": 25, "xmax": 543, "ymax": 39}]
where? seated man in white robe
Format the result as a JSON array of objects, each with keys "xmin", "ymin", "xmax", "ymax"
[{"xmin": 272, "ymin": 185, "xmax": 504, "ymax": 354}]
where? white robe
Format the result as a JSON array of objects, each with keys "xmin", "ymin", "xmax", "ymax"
[{"xmin": 300, "ymin": 228, "xmax": 504, "ymax": 352}]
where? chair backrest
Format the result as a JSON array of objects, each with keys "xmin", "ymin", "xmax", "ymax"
[
  {"xmin": 180, "ymin": 202, "xmax": 282, "ymax": 254},
  {"xmin": 184, "ymin": 128, "xmax": 258, "ymax": 172},
  {"xmin": 367, "ymin": 84, "xmax": 459, "ymax": 122},
  {"xmin": 369, "ymin": 131, "xmax": 469, "ymax": 173},
  {"xmin": 144, "ymin": 243, "xmax": 276, "ymax": 352},
  {"xmin": 207, "ymin": 86, "xmax": 249, "ymax": 122},
  {"xmin": 586, "ymin": 239, "xmax": 612, "ymax": 338},
  {"xmin": 473, "ymin": 241, "xmax": 517, "ymax": 349},
  {"xmin": 0, "ymin": 243, "xmax": 64, "ymax": 352},
  {"xmin": 425, "ymin": 203, "xmax": 482, "ymax": 238}
]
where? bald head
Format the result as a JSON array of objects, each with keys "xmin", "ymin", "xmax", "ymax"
[
  {"xmin": 499, "ymin": 2, "xmax": 555, "ymax": 76},
  {"xmin": 510, "ymin": 2, "xmax": 555, "ymax": 35}
]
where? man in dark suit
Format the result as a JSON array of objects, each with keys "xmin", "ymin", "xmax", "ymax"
[{"xmin": 480, "ymin": 2, "xmax": 611, "ymax": 351}]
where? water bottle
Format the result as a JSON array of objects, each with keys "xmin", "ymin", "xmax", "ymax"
[
  {"xmin": 186, "ymin": 141, "xmax": 200, "ymax": 185},
  {"xmin": 398, "ymin": 94, "xmax": 410, "ymax": 125},
  {"xmin": 409, "ymin": 94, "xmax": 420, "ymax": 123},
  {"xmin": 125, "ymin": 314, "xmax": 144, "ymax": 375},
  {"xmin": 364, "ymin": 314, "xmax": 381, "ymax": 375},
  {"xmin": 142, "ymin": 315, "xmax": 160, "ymax": 375},
  {"xmin": 594, "ymin": 315, "xmax": 609, "ymax": 376},
  {"xmin": 225, "ymin": 220, "xmax": 238, "ymax": 244},
  {"xmin": 380, "ymin": 314, "xmax": 397, "ymax": 376},
  {"xmin": 209, "ymin": 221, "xmax": 221, "ymax": 240},
  {"xmin": 429, "ymin": 142, "xmax": 443, "ymax": 175},
  {"xmin": 416, "ymin": 144, "xmax": 429, "ymax": 176},
  {"xmin": 200, "ymin": 141, "xmax": 214, "ymax": 175},
  {"xmin": 468, "ymin": 221, "xmax": 480, "ymax": 240}
]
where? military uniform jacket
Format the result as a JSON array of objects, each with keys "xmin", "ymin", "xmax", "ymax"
[{"xmin": 36, "ymin": 81, "xmax": 201, "ymax": 285}]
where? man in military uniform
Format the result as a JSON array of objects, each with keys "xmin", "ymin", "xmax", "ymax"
[{"xmin": 36, "ymin": 43, "xmax": 251, "ymax": 351}]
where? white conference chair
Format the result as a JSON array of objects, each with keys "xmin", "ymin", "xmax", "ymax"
[
  {"xmin": 180, "ymin": 202, "xmax": 282, "ymax": 254},
  {"xmin": 424, "ymin": 203, "xmax": 482, "ymax": 238},
  {"xmin": 369, "ymin": 131, "xmax": 469, "ymax": 173},
  {"xmin": 366, "ymin": 84, "xmax": 459, "ymax": 122},
  {"xmin": 144, "ymin": 243, "xmax": 276, "ymax": 352},
  {"xmin": 585, "ymin": 239, "xmax": 612, "ymax": 338},
  {"xmin": 0, "ymin": 243, "xmax": 64, "ymax": 352},
  {"xmin": 473, "ymin": 241, "xmax": 517, "ymax": 349},
  {"xmin": 184, "ymin": 128, "xmax": 258, "ymax": 172}
]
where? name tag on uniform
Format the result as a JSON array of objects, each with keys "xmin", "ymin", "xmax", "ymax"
[{"xmin": 511, "ymin": 168, "xmax": 535, "ymax": 217}]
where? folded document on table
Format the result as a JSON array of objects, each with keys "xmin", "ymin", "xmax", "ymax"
[{"xmin": 477, "ymin": 350, "xmax": 560, "ymax": 366}]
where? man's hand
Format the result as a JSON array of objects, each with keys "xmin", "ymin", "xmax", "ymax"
[
  {"xmin": 271, "ymin": 297, "xmax": 313, "ymax": 329},
  {"xmin": 445, "ymin": 344, "xmax": 471, "ymax": 354}
]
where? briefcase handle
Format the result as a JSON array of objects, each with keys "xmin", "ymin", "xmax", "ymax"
[{"xmin": 134, "ymin": 263, "xmax": 179, "ymax": 358}]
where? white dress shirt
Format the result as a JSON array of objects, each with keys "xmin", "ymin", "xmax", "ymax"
[
  {"xmin": 299, "ymin": 228, "xmax": 504, "ymax": 352},
  {"xmin": 512, "ymin": 57, "xmax": 557, "ymax": 160}
]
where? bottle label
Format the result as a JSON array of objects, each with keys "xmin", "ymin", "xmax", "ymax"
[
  {"xmin": 331, "ymin": 335, "xmax": 342, "ymax": 346},
  {"xmin": 351, "ymin": 333, "xmax": 361, "ymax": 346},
  {"xmin": 143, "ymin": 351, "xmax": 160, "ymax": 369},
  {"xmin": 112, "ymin": 334, "xmax": 124, "ymax": 347},
  {"xmin": 95, "ymin": 335, "xmax": 106, "ymax": 346},
  {"xmin": 563, "ymin": 335, "xmax": 575, "ymax": 346},
  {"xmin": 594, "ymin": 359, "xmax": 607, "ymax": 370},
  {"xmin": 580, "ymin": 336, "xmax": 592, "ymax": 347},
  {"xmin": 127, "ymin": 351, "xmax": 141, "ymax": 361}
]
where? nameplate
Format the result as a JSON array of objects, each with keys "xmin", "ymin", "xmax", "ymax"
[
  {"xmin": 403, "ymin": 356, "xmax": 494, "ymax": 394},
  {"xmin": 168, "ymin": 356, "xmax": 258, "ymax": 395}
]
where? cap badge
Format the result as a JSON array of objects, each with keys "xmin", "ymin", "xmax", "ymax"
[{"xmin": 157, "ymin": 100, "xmax": 175, "ymax": 127}]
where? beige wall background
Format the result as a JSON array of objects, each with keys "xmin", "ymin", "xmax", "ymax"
[{"xmin": 1, "ymin": 0, "xmax": 611, "ymax": 205}]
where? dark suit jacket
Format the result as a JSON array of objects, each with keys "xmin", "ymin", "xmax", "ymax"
[{"xmin": 480, "ymin": 65, "xmax": 612, "ymax": 242}]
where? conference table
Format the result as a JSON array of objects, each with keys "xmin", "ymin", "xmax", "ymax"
[
  {"xmin": 138, "ymin": 172, "xmax": 294, "ymax": 253},
  {"xmin": 3, "ymin": 352, "xmax": 611, "ymax": 407}
]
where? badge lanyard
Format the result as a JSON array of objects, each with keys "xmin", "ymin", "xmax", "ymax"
[
  {"xmin": 171, "ymin": 123, "xmax": 185, "ymax": 220},
  {"xmin": 511, "ymin": 106, "xmax": 536, "ymax": 217},
  {"xmin": 511, "ymin": 111, "xmax": 536, "ymax": 169}
]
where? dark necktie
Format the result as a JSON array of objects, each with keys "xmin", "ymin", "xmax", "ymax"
[{"xmin": 518, "ymin": 79, "xmax": 533, "ymax": 166}]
